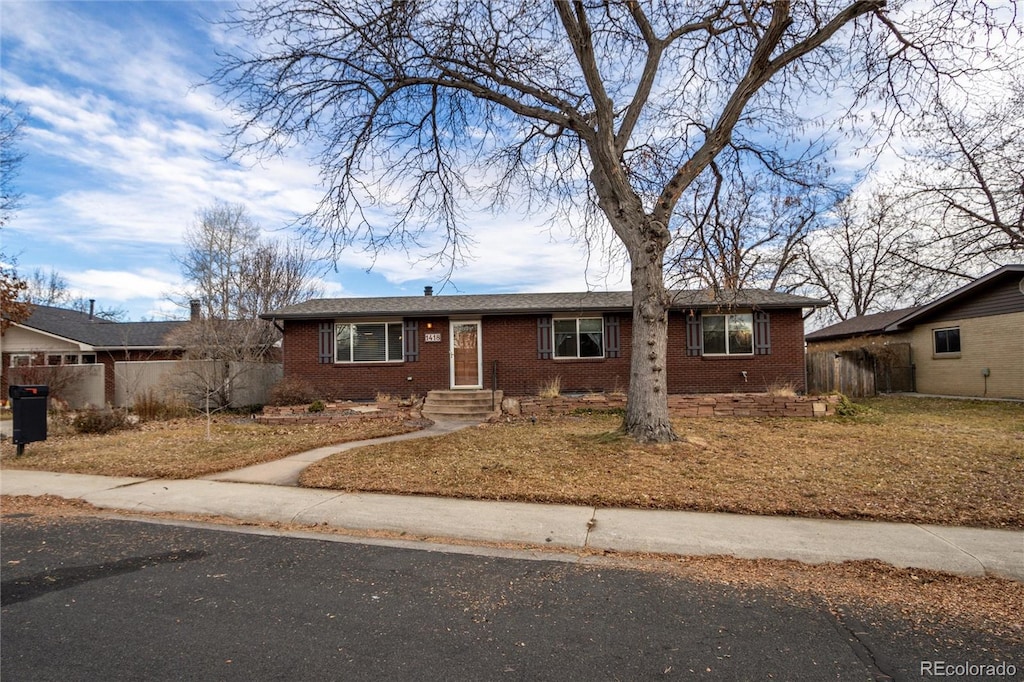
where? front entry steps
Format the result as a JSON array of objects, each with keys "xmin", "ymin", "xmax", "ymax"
[{"xmin": 423, "ymin": 390, "xmax": 503, "ymax": 421}]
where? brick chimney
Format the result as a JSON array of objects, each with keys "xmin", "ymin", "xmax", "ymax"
[
  {"xmin": 189, "ymin": 299, "xmax": 201, "ymax": 322},
  {"xmin": 424, "ymin": 286, "xmax": 433, "ymax": 296}
]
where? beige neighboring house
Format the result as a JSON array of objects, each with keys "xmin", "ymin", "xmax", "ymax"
[
  {"xmin": 884, "ymin": 265, "xmax": 1023, "ymax": 400},
  {"xmin": 1, "ymin": 304, "xmax": 187, "ymax": 408},
  {"xmin": 807, "ymin": 265, "xmax": 1024, "ymax": 400}
]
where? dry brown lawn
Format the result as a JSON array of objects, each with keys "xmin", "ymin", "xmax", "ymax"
[
  {"xmin": 300, "ymin": 396, "xmax": 1024, "ymax": 528},
  {"xmin": 0, "ymin": 416, "xmax": 421, "ymax": 479}
]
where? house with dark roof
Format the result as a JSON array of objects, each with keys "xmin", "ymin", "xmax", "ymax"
[
  {"xmin": 1, "ymin": 304, "xmax": 188, "ymax": 407},
  {"xmin": 262, "ymin": 287, "xmax": 825, "ymax": 409},
  {"xmin": 806, "ymin": 265, "xmax": 1024, "ymax": 399},
  {"xmin": 805, "ymin": 307, "xmax": 920, "ymax": 347}
]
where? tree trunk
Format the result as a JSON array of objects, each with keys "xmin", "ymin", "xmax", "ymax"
[{"xmin": 622, "ymin": 219, "xmax": 677, "ymax": 443}]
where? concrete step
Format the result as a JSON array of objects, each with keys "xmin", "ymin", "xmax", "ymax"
[{"xmin": 423, "ymin": 390, "xmax": 502, "ymax": 421}]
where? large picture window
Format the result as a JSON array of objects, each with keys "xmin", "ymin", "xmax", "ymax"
[
  {"xmin": 702, "ymin": 313, "xmax": 754, "ymax": 355},
  {"xmin": 553, "ymin": 318, "xmax": 604, "ymax": 358},
  {"xmin": 335, "ymin": 322, "xmax": 404, "ymax": 362},
  {"xmin": 933, "ymin": 327, "xmax": 961, "ymax": 355}
]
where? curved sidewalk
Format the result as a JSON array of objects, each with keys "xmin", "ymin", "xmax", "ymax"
[
  {"xmin": 2, "ymin": 467, "xmax": 1021, "ymax": 582},
  {"xmin": 201, "ymin": 419, "xmax": 475, "ymax": 486}
]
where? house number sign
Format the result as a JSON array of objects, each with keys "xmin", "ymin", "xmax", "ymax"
[{"xmin": 424, "ymin": 333, "xmax": 442, "ymax": 343}]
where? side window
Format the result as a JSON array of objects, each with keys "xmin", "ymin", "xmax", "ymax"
[{"xmin": 933, "ymin": 327, "xmax": 961, "ymax": 355}]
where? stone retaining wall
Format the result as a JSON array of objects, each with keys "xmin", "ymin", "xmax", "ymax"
[
  {"xmin": 511, "ymin": 393, "xmax": 838, "ymax": 418},
  {"xmin": 256, "ymin": 401, "xmax": 421, "ymax": 425},
  {"xmin": 257, "ymin": 393, "xmax": 839, "ymax": 423}
]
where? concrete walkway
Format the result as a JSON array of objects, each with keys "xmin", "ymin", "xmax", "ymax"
[
  {"xmin": 201, "ymin": 419, "xmax": 475, "ymax": 486},
  {"xmin": 2, "ymin": 467, "xmax": 1021, "ymax": 581}
]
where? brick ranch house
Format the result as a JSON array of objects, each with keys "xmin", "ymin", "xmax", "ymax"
[{"xmin": 262, "ymin": 288, "xmax": 825, "ymax": 402}]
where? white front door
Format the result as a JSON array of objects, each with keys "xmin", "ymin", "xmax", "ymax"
[{"xmin": 450, "ymin": 321, "xmax": 482, "ymax": 388}]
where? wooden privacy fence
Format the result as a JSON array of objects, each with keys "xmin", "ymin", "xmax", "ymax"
[
  {"xmin": 807, "ymin": 349, "xmax": 876, "ymax": 398},
  {"xmin": 806, "ymin": 343, "xmax": 914, "ymax": 398}
]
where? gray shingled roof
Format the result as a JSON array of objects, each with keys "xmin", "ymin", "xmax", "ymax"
[
  {"xmin": 15, "ymin": 305, "xmax": 186, "ymax": 349},
  {"xmin": 805, "ymin": 307, "xmax": 919, "ymax": 342},
  {"xmin": 264, "ymin": 289, "xmax": 826, "ymax": 320}
]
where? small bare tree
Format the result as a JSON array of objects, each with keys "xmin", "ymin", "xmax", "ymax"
[
  {"xmin": 1, "ymin": 265, "xmax": 31, "ymax": 333},
  {"xmin": 171, "ymin": 201, "xmax": 321, "ymax": 433}
]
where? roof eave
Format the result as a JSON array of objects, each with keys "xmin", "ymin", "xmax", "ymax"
[
  {"xmin": 882, "ymin": 264, "xmax": 1024, "ymax": 331},
  {"xmin": 263, "ymin": 300, "xmax": 827, "ymax": 321}
]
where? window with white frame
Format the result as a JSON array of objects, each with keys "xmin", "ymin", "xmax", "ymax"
[
  {"xmin": 335, "ymin": 322, "xmax": 404, "ymax": 362},
  {"xmin": 702, "ymin": 313, "xmax": 754, "ymax": 355},
  {"xmin": 933, "ymin": 327, "xmax": 961, "ymax": 355},
  {"xmin": 10, "ymin": 354, "xmax": 34, "ymax": 367},
  {"xmin": 553, "ymin": 318, "xmax": 604, "ymax": 358}
]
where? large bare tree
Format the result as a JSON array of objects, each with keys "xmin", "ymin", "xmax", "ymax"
[
  {"xmin": 802, "ymin": 192, "xmax": 941, "ymax": 324},
  {"xmin": 175, "ymin": 201, "xmax": 322, "ymax": 327},
  {"xmin": 896, "ymin": 81, "xmax": 1024, "ymax": 277},
  {"xmin": 667, "ymin": 160, "xmax": 827, "ymax": 293},
  {"xmin": 0, "ymin": 98, "xmax": 26, "ymax": 230},
  {"xmin": 213, "ymin": 0, "xmax": 1018, "ymax": 441}
]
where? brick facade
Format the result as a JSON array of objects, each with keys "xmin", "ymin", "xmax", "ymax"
[{"xmin": 282, "ymin": 309, "xmax": 809, "ymax": 401}]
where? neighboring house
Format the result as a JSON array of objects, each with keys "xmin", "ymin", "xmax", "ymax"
[
  {"xmin": 806, "ymin": 264, "xmax": 1024, "ymax": 399},
  {"xmin": 805, "ymin": 308, "xmax": 919, "ymax": 350},
  {"xmin": 262, "ymin": 288, "xmax": 825, "ymax": 401},
  {"xmin": 1, "ymin": 304, "xmax": 188, "ymax": 407}
]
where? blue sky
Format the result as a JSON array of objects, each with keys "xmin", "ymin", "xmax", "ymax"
[{"xmin": 1, "ymin": 1, "xmax": 630, "ymax": 320}]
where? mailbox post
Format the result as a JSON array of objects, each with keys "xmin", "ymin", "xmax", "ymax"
[{"xmin": 9, "ymin": 385, "xmax": 49, "ymax": 457}]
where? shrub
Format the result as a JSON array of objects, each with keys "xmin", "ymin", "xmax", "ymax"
[
  {"xmin": 132, "ymin": 389, "xmax": 192, "ymax": 422},
  {"xmin": 538, "ymin": 376, "xmax": 562, "ymax": 399},
  {"xmin": 765, "ymin": 379, "xmax": 799, "ymax": 398},
  {"xmin": 267, "ymin": 377, "xmax": 319, "ymax": 406},
  {"xmin": 72, "ymin": 409, "xmax": 134, "ymax": 435},
  {"xmin": 308, "ymin": 400, "xmax": 326, "ymax": 413},
  {"xmin": 834, "ymin": 393, "xmax": 864, "ymax": 417}
]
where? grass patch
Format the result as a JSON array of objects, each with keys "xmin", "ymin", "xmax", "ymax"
[
  {"xmin": 1, "ymin": 416, "xmax": 422, "ymax": 479},
  {"xmin": 300, "ymin": 396, "xmax": 1024, "ymax": 528}
]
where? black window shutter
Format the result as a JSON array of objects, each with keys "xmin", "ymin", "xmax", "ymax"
[
  {"xmin": 686, "ymin": 313, "xmax": 702, "ymax": 357},
  {"xmin": 537, "ymin": 316, "xmax": 552, "ymax": 359},
  {"xmin": 754, "ymin": 311, "xmax": 771, "ymax": 355},
  {"xmin": 318, "ymin": 322, "xmax": 334, "ymax": 364},
  {"xmin": 604, "ymin": 315, "xmax": 620, "ymax": 358},
  {"xmin": 403, "ymin": 320, "xmax": 419, "ymax": 362}
]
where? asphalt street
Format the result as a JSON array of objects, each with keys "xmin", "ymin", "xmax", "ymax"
[{"xmin": 1, "ymin": 515, "xmax": 1020, "ymax": 681}]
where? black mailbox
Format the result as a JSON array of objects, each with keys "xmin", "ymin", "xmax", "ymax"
[{"xmin": 9, "ymin": 385, "xmax": 49, "ymax": 456}]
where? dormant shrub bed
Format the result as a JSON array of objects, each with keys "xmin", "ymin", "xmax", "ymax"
[{"xmin": 299, "ymin": 397, "xmax": 1023, "ymax": 528}]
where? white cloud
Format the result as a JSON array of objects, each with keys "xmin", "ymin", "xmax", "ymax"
[
  {"xmin": 61, "ymin": 267, "xmax": 185, "ymax": 318},
  {"xmin": 322, "ymin": 207, "xmax": 630, "ymax": 294}
]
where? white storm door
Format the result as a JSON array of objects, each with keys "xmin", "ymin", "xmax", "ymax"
[{"xmin": 450, "ymin": 321, "xmax": 482, "ymax": 388}]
